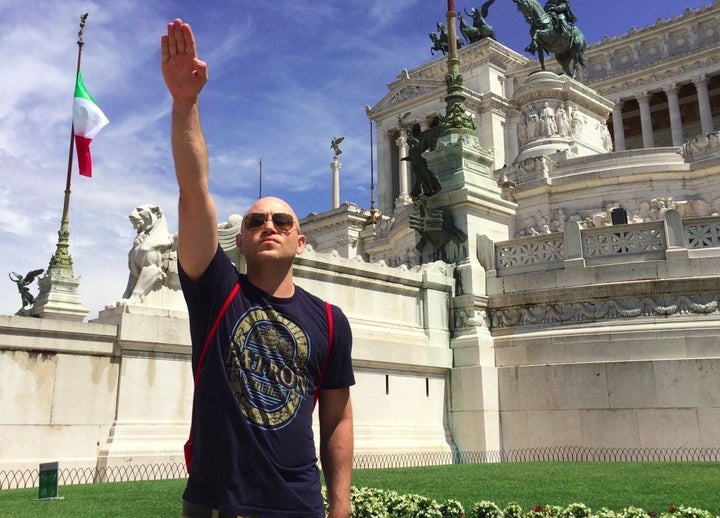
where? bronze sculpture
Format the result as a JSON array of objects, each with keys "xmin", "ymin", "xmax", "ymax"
[
  {"xmin": 458, "ymin": 0, "xmax": 496, "ymax": 44},
  {"xmin": 331, "ymin": 136, "xmax": 344, "ymax": 158},
  {"xmin": 429, "ymin": 22, "xmax": 464, "ymax": 55},
  {"xmin": 9, "ymin": 268, "xmax": 44, "ymax": 315},
  {"xmin": 512, "ymin": 0, "xmax": 586, "ymax": 78}
]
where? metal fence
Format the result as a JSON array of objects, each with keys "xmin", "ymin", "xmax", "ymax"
[
  {"xmin": 3, "ymin": 447, "xmax": 720, "ymax": 490},
  {"xmin": 352, "ymin": 446, "xmax": 720, "ymax": 468}
]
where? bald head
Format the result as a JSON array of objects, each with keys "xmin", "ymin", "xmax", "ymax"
[
  {"xmin": 244, "ymin": 197, "xmax": 296, "ymax": 219},
  {"xmin": 242, "ymin": 197, "xmax": 301, "ymax": 234}
]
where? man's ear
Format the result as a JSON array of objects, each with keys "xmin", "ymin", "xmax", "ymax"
[
  {"xmin": 236, "ymin": 233, "xmax": 243, "ymax": 254},
  {"xmin": 296, "ymin": 233, "xmax": 306, "ymax": 255}
]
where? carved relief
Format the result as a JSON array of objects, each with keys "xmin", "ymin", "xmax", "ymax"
[
  {"xmin": 682, "ymin": 131, "xmax": 720, "ymax": 160},
  {"xmin": 490, "ymin": 294, "xmax": 720, "ymax": 329},
  {"xmin": 454, "ymin": 308, "xmax": 490, "ymax": 330}
]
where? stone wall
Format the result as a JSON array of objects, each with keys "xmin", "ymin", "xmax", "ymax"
[
  {"xmin": 0, "ymin": 248, "xmax": 456, "ymax": 485},
  {"xmin": 482, "ymin": 211, "xmax": 720, "ymax": 451},
  {"xmin": 0, "ymin": 317, "xmax": 118, "ymax": 473}
]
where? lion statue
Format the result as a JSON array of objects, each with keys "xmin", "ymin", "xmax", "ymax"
[{"xmin": 115, "ymin": 204, "xmax": 178, "ymax": 306}]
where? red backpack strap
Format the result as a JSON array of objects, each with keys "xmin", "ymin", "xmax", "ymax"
[
  {"xmin": 313, "ymin": 301, "xmax": 334, "ymax": 409},
  {"xmin": 193, "ymin": 282, "xmax": 240, "ymax": 386},
  {"xmin": 185, "ymin": 281, "xmax": 240, "ymax": 473}
]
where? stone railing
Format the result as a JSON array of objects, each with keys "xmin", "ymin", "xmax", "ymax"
[
  {"xmin": 485, "ymin": 211, "xmax": 720, "ymax": 329},
  {"xmin": 492, "ymin": 210, "xmax": 720, "ymax": 277}
]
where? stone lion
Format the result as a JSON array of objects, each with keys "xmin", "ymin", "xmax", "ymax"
[{"xmin": 117, "ymin": 204, "xmax": 178, "ymax": 306}]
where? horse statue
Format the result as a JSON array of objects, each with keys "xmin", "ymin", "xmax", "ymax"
[
  {"xmin": 512, "ymin": 0, "xmax": 586, "ymax": 78},
  {"xmin": 429, "ymin": 22, "xmax": 463, "ymax": 56},
  {"xmin": 463, "ymin": 0, "xmax": 496, "ymax": 42}
]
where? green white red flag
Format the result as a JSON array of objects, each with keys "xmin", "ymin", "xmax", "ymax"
[{"xmin": 73, "ymin": 72, "xmax": 109, "ymax": 177}]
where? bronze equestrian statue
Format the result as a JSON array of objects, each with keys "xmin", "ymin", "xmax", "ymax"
[{"xmin": 512, "ymin": 0, "xmax": 586, "ymax": 78}]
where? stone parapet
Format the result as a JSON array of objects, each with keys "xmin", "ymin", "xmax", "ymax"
[{"xmin": 484, "ymin": 211, "xmax": 720, "ymax": 331}]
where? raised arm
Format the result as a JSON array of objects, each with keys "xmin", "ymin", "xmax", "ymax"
[{"xmin": 161, "ymin": 19, "xmax": 217, "ymax": 280}]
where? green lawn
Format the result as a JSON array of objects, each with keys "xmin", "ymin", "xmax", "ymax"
[
  {"xmin": 351, "ymin": 462, "xmax": 720, "ymax": 514},
  {"xmin": 1, "ymin": 462, "xmax": 718, "ymax": 517}
]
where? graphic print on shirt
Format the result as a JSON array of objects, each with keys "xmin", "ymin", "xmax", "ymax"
[{"xmin": 226, "ymin": 306, "xmax": 310, "ymax": 430}]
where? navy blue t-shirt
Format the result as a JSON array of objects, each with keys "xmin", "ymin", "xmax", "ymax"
[{"xmin": 179, "ymin": 247, "xmax": 354, "ymax": 517}]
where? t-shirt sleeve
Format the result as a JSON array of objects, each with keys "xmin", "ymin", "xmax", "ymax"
[
  {"xmin": 179, "ymin": 245, "xmax": 240, "ymax": 361},
  {"xmin": 321, "ymin": 305, "xmax": 355, "ymax": 389}
]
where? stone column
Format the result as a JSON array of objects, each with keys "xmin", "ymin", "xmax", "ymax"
[
  {"xmin": 664, "ymin": 84, "xmax": 685, "ymax": 146},
  {"xmin": 611, "ymin": 101, "xmax": 626, "ymax": 151},
  {"xmin": 377, "ymin": 127, "xmax": 395, "ymax": 214},
  {"xmin": 506, "ymin": 114, "xmax": 520, "ymax": 165},
  {"xmin": 396, "ymin": 135, "xmax": 409, "ymax": 198},
  {"xmin": 330, "ymin": 158, "xmax": 341, "ymax": 209},
  {"xmin": 395, "ymin": 134, "xmax": 411, "ymax": 209},
  {"xmin": 694, "ymin": 75, "xmax": 714, "ymax": 134},
  {"xmin": 637, "ymin": 92, "xmax": 655, "ymax": 148}
]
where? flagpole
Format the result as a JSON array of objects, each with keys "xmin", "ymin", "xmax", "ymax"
[
  {"xmin": 29, "ymin": 13, "xmax": 91, "ymax": 321},
  {"xmin": 51, "ymin": 13, "xmax": 88, "ymax": 269}
]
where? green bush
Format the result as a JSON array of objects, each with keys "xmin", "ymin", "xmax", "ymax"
[
  {"xmin": 342, "ymin": 489, "xmax": 719, "ymax": 518},
  {"xmin": 348, "ymin": 487, "xmax": 464, "ymax": 518}
]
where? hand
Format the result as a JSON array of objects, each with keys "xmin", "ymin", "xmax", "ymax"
[{"xmin": 161, "ymin": 19, "xmax": 208, "ymax": 103}]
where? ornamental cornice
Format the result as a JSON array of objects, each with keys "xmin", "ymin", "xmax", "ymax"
[
  {"xmin": 488, "ymin": 293, "xmax": 720, "ymax": 329},
  {"xmin": 489, "ymin": 277, "xmax": 720, "ymax": 308},
  {"xmin": 586, "ymin": 3, "xmax": 718, "ymax": 50},
  {"xmin": 593, "ymin": 52, "xmax": 720, "ymax": 97}
]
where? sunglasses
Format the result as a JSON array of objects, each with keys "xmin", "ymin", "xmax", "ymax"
[{"xmin": 244, "ymin": 212, "xmax": 296, "ymax": 233}]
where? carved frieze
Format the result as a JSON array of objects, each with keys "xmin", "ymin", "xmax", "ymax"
[{"xmin": 490, "ymin": 293, "xmax": 720, "ymax": 329}]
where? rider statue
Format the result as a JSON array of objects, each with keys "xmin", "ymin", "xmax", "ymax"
[{"xmin": 544, "ymin": 0, "xmax": 576, "ymax": 37}]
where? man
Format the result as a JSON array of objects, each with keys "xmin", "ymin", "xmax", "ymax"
[{"xmin": 161, "ymin": 19, "xmax": 354, "ymax": 518}]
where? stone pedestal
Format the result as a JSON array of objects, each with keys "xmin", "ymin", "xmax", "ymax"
[
  {"xmin": 92, "ymin": 300, "xmax": 192, "ymax": 469},
  {"xmin": 29, "ymin": 264, "xmax": 89, "ymax": 321},
  {"xmin": 513, "ymin": 71, "xmax": 615, "ymax": 163}
]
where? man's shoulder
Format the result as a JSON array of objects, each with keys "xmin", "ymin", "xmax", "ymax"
[
  {"xmin": 293, "ymin": 284, "xmax": 325, "ymax": 306},
  {"xmin": 293, "ymin": 285, "xmax": 349, "ymax": 318}
]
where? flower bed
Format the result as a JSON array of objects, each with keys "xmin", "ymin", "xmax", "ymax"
[{"xmin": 329, "ymin": 487, "xmax": 718, "ymax": 518}]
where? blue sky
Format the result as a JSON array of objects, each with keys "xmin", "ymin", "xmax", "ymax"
[{"xmin": 0, "ymin": 0, "xmax": 712, "ymax": 318}]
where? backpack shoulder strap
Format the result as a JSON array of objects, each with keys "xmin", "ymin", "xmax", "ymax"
[
  {"xmin": 193, "ymin": 281, "xmax": 240, "ymax": 387},
  {"xmin": 313, "ymin": 301, "xmax": 334, "ymax": 408},
  {"xmin": 185, "ymin": 281, "xmax": 240, "ymax": 474}
]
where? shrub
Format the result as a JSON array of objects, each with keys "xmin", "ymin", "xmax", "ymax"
[
  {"xmin": 661, "ymin": 506, "xmax": 715, "ymax": 518},
  {"xmin": 440, "ymin": 498, "xmax": 466, "ymax": 518},
  {"xmin": 336, "ymin": 486, "xmax": 717, "ymax": 518},
  {"xmin": 473, "ymin": 500, "xmax": 503, "ymax": 518},
  {"xmin": 505, "ymin": 502, "xmax": 525, "ymax": 518},
  {"xmin": 563, "ymin": 503, "xmax": 592, "ymax": 518}
]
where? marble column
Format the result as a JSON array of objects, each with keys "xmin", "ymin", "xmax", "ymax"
[
  {"xmin": 395, "ymin": 134, "xmax": 411, "ymax": 208},
  {"xmin": 637, "ymin": 92, "xmax": 655, "ymax": 148},
  {"xmin": 378, "ymin": 128, "xmax": 395, "ymax": 214},
  {"xmin": 611, "ymin": 101, "xmax": 626, "ymax": 151},
  {"xmin": 507, "ymin": 114, "xmax": 519, "ymax": 164},
  {"xmin": 330, "ymin": 158, "xmax": 341, "ymax": 209},
  {"xmin": 664, "ymin": 84, "xmax": 685, "ymax": 146},
  {"xmin": 694, "ymin": 75, "xmax": 714, "ymax": 134}
]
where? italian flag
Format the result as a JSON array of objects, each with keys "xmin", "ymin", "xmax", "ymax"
[{"xmin": 73, "ymin": 72, "xmax": 109, "ymax": 177}]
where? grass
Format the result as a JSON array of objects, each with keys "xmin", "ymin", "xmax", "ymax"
[
  {"xmin": 351, "ymin": 462, "xmax": 720, "ymax": 514},
  {"xmin": 1, "ymin": 462, "xmax": 718, "ymax": 517},
  {"xmin": 0, "ymin": 478, "xmax": 187, "ymax": 517}
]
